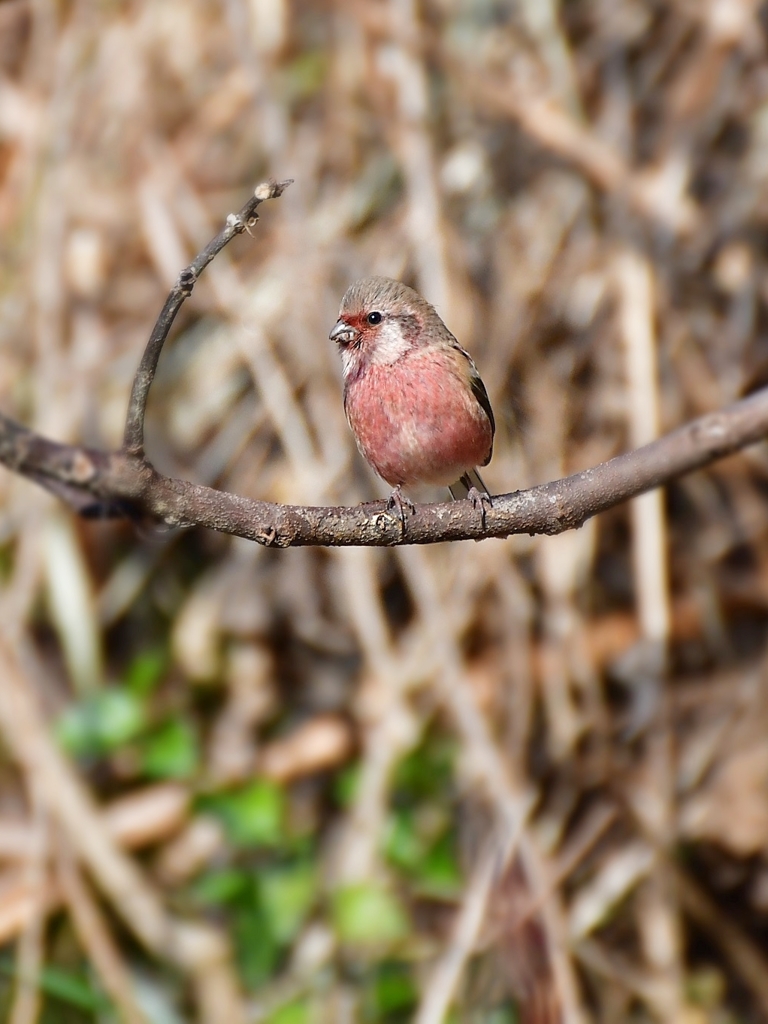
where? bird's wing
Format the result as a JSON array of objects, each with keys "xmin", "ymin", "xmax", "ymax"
[
  {"xmin": 469, "ymin": 369, "xmax": 495, "ymax": 438},
  {"xmin": 449, "ymin": 338, "xmax": 495, "ymax": 431}
]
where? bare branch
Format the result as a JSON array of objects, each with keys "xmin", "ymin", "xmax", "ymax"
[
  {"xmin": 1, "ymin": 387, "xmax": 767, "ymax": 547},
  {"xmin": 122, "ymin": 179, "xmax": 293, "ymax": 458}
]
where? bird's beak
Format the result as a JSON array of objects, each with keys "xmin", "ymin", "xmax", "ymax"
[{"xmin": 329, "ymin": 319, "xmax": 359, "ymax": 345}]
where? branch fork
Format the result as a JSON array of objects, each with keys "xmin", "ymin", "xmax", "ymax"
[{"xmin": 0, "ymin": 178, "xmax": 767, "ymax": 547}]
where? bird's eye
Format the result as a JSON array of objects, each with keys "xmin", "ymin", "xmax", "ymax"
[{"xmin": 366, "ymin": 311, "xmax": 383, "ymax": 325}]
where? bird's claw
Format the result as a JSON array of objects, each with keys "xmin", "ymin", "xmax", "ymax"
[
  {"xmin": 467, "ymin": 486, "xmax": 492, "ymax": 528},
  {"xmin": 387, "ymin": 486, "xmax": 415, "ymax": 532}
]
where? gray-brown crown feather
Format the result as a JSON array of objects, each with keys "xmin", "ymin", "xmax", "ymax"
[{"xmin": 339, "ymin": 277, "xmax": 430, "ymax": 316}]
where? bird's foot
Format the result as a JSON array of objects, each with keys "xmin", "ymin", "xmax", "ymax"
[
  {"xmin": 387, "ymin": 486, "xmax": 415, "ymax": 532},
  {"xmin": 467, "ymin": 486, "xmax": 493, "ymax": 528}
]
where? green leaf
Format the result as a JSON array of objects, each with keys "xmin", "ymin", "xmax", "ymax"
[
  {"xmin": 37, "ymin": 964, "xmax": 111, "ymax": 1011},
  {"xmin": 266, "ymin": 999, "xmax": 310, "ymax": 1024},
  {"xmin": 483, "ymin": 1005, "xmax": 520, "ymax": 1024},
  {"xmin": 366, "ymin": 962, "xmax": 417, "ymax": 1017},
  {"xmin": 686, "ymin": 966, "xmax": 726, "ymax": 1009},
  {"xmin": 385, "ymin": 812, "xmax": 461, "ymax": 895},
  {"xmin": 0, "ymin": 543, "xmax": 14, "ymax": 585},
  {"xmin": 393, "ymin": 738, "xmax": 455, "ymax": 802},
  {"xmin": 124, "ymin": 647, "xmax": 168, "ymax": 695},
  {"xmin": 333, "ymin": 763, "xmax": 361, "ymax": 808},
  {"xmin": 191, "ymin": 868, "xmax": 250, "ymax": 906},
  {"xmin": 280, "ymin": 51, "xmax": 328, "ymax": 103},
  {"xmin": 259, "ymin": 864, "xmax": 317, "ymax": 944},
  {"xmin": 202, "ymin": 780, "xmax": 285, "ymax": 848},
  {"xmin": 57, "ymin": 689, "xmax": 146, "ymax": 757},
  {"xmin": 385, "ymin": 810, "xmax": 425, "ymax": 873},
  {"xmin": 417, "ymin": 833, "xmax": 462, "ymax": 896},
  {"xmin": 141, "ymin": 720, "xmax": 199, "ymax": 779},
  {"xmin": 332, "ymin": 883, "xmax": 408, "ymax": 947},
  {"xmin": 234, "ymin": 904, "xmax": 279, "ymax": 989}
]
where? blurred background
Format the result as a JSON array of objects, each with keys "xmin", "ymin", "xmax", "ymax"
[{"xmin": 2, "ymin": 0, "xmax": 768, "ymax": 1021}]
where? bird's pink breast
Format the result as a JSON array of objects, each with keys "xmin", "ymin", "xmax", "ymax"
[{"xmin": 344, "ymin": 347, "xmax": 493, "ymax": 487}]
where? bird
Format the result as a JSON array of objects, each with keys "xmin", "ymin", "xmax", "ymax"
[{"xmin": 329, "ymin": 276, "xmax": 495, "ymax": 522}]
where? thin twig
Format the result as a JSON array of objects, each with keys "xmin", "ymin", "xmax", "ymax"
[
  {"xmin": 414, "ymin": 847, "xmax": 497, "ymax": 1024},
  {"xmin": 616, "ymin": 248, "xmax": 683, "ymax": 1022},
  {"xmin": 8, "ymin": 788, "xmax": 47, "ymax": 1024},
  {"xmin": 459, "ymin": 70, "xmax": 699, "ymax": 236},
  {"xmin": 57, "ymin": 840, "xmax": 149, "ymax": 1024},
  {"xmin": 122, "ymin": 179, "xmax": 292, "ymax": 458}
]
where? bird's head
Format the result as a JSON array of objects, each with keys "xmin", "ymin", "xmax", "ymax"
[{"xmin": 329, "ymin": 277, "xmax": 427, "ymax": 379}]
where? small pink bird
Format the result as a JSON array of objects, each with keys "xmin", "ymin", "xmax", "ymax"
[{"xmin": 329, "ymin": 277, "xmax": 495, "ymax": 519}]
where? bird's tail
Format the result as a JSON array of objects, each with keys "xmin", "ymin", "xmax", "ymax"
[{"xmin": 448, "ymin": 468, "xmax": 491, "ymax": 501}]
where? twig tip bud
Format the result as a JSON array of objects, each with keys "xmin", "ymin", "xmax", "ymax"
[{"xmin": 254, "ymin": 179, "xmax": 294, "ymax": 201}]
